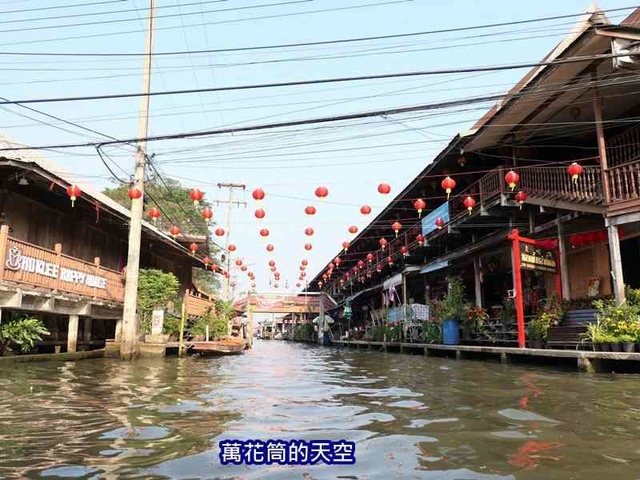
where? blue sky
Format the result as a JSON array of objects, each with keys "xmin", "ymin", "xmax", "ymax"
[{"xmin": 0, "ymin": 0, "xmax": 632, "ymax": 296}]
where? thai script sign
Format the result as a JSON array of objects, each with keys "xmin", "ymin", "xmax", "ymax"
[
  {"xmin": 5, "ymin": 245, "xmax": 108, "ymax": 289},
  {"xmin": 519, "ymin": 244, "xmax": 557, "ymax": 273}
]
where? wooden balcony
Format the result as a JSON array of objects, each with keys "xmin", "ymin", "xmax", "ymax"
[
  {"xmin": 0, "ymin": 225, "xmax": 124, "ymax": 303},
  {"xmin": 184, "ymin": 291, "xmax": 216, "ymax": 318},
  {"xmin": 606, "ymin": 160, "xmax": 640, "ymax": 216}
]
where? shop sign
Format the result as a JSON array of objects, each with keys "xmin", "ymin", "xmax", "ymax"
[
  {"xmin": 5, "ymin": 245, "xmax": 108, "ymax": 289},
  {"xmin": 519, "ymin": 244, "xmax": 557, "ymax": 273}
]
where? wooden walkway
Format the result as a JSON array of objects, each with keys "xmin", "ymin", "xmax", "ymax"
[{"xmin": 332, "ymin": 340, "xmax": 640, "ymax": 373}]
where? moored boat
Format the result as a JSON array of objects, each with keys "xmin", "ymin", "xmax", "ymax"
[{"xmin": 191, "ymin": 336, "xmax": 246, "ymax": 355}]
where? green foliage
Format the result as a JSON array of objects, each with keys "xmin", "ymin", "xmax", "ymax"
[
  {"xmin": 464, "ymin": 306, "xmax": 489, "ymax": 337},
  {"xmin": 293, "ymin": 323, "xmax": 315, "ymax": 342},
  {"xmin": 501, "ymin": 298, "xmax": 516, "ymax": 324},
  {"xmin": 527, "ymin": 296, "xmax": 563, "ymax": 341},
  {"xmin": 433, "ymin": 276, "xmax": 468, "ymax": 322},
  {"xmin": 584, "ymin": 291, "xmax": 640, "ymax": 344},
  {"xmin": 0, "ymin": 316, "xmax": 50, "ymax": 355},
  {"xmin": 137, "ymin": 269, "xmax": 180, "ymax": 334},
  {"xmin": 189, "ymin": 311, "xmax": 227, "ymax": 338},
  {"xmin": 162, "ymin": 314, "xmax": 182, "ymax": 337},
  {"xmin": 103, "ymin": 176, "xmax": 214, "ymax": 238},
  {"xmin": 421, "ymin": 322, "xmax": 442, "ymax": 344},
  {"xmin": 192, "ymin": 268, "xmax": 220, "ymax": 296}
]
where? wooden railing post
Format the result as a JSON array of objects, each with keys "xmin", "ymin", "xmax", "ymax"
[
  {"xmin": 0, "ymin": 225, "xmax": 10, "ymax": 280},
  {"xmin": 93, "ymin": 257, "xmax": 100, "ymax": 299},
  {"xmin": 54, "ymin": 243, "xmax": 63, "ymax": 292}
]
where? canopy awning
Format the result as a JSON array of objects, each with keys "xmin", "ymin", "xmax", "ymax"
[{"xmin": 383, "ymin": 273, "xmax": 403, "ymax": 290}]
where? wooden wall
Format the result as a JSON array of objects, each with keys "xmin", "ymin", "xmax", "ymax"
[{"xmin": 566, "ymin": 243, "xmax": 612, "ymax": 299}]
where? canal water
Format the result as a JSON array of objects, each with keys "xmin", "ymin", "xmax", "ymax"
[{"xmin": 1, "ymin": 341, "xmax": 640, "ymax": 479}]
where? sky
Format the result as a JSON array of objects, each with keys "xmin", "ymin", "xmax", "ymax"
[{"xmin": 0, "ymin": 0, "xmax": 633, "ymax": 298}]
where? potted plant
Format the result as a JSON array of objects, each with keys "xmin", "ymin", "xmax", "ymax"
[
  {"xmin": 583, "ymin": 321, "xmax": 605, "ymax": 351},
  {"xmin": 421, "ymin": 321, "xmax": 442, "ymax": 344},
  {"xmin": 618, "ymin": 334, "xmax": 636, "ymax": 353},
  {"xmin": 439, "ymin": 276, "xmax": 469, "ymax": 345},
  {"xmin": 527, "ymin": 297, "xmax": 563, "ymax": 349},
  {"xmin": 464, "ymin": 306, "xmax": 488, "ymax": 340}
]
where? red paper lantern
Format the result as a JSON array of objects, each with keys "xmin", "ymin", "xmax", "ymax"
[
  {"xmin": 302, "ymin": 259, "xmax": 309, "ymax": 266},
  {"xmin": 416, "ymin": 234, "xmax": 424, "ymax": 244},
  {"xmin": 169, "ymin": 224, "xmax": 180, "ymax": 238},
  {"xmin": 189, "ymin": 188, "xmax": 203, "ymax": 207},
  {"xmin": 65, "ymin": 184, "xmax": 82, "ymax": 207},
  {"xmin": 270, "ymin": 266, "xmax": 276, "ymax": 272},
  {"xmin": 567, "ymin": 162, "xmax": 584, "ymax": 183},
  {"xmin": 203, "ymin": 256, "xmax": 211, "ymax": 266},
  {"xmin": 357, "ymin": 260, "xmax": 364, "ymax": 268},
  {"xmin": 334, "ymin": 257, "xmax": 342, "ymax": 266},
  {"xmin": 304, "ymin": 243, "xmax": 313, "ymax": 251},
  {"xmin": 413, "ymin": 198, "xmax": 426, "ymax": 217},
  {"xmin": 360, "ymin": 205, "xmax": 372, "ymax": 215},
  {"xmin": 314, "ymin": 186, "xmax": 329, "ymax": 199},
  {"xmin": 366, "ymin": 253, "xmax": 374, "ymax": 263},
  {"xmin": 435, "ymin": 217, "xmax": 445, "ymax": 229},
  {"xmin": 241, "ymin": 265, "xmax": 247, "ymax": 272},
  {"xmin": 387, "ymin": 255, "xmax": 394, "ymax": 265},
  {"xmin": 228, "ymin": 244, "xmax": 236, "ymax": 252},
  {"xmin": 463, "ymin": 195, "xmax": 476, "ymax": 215},
  {"xmin": 300, "ymin": 265, "xmax": 306, "ymax": 271},
  {"xmin": 342, "ymin": 241, "xmax": 350, "ymax": 252},
  {"xmin": 328, "ymin": 262, "xmax": 334, "ymax": 269},
  {"xmin": 505, "ymin": 170, "xmax": 520, "ymax": 191},
  {"xmin": 215, "ymin": 227, "xmax": 225, "ymax": 237},
  {"xmin": 201, "ymin": 206, "xmax": 213, "ymax": 223},
  {"xmin": 235, "ymin": 259, "xmax": 243, "ymax": 266},
  {"xmin": 379, "ymin": 238, "xmax": 388, "ymax": 250},
  {"xmin": 259, "ymin": 228, "xmax": 269, "ymax": 237},
  {"xmin": 251, "ymin": 282, "xmax": 256, "ymax": 288},
  {"xmin": 305, "ymin": 205, "xmax": 317, "ymax": 216},
  {"xmin": 268, "ymin": 260, "xmax": 276, "ymax": 267},
  {"xmin": 189, "ymin": 243, "xmax": 198, "ymax": 255},
  {"xmin": 377, "ymin": 183, "xmax": 391, "ymax": 195},
  {"xmin": 391, "ymin": 221, "xmax": 402, "ymax": 237},
  {"xmin": 252, "ymin": 188, "xmax": 265, "ymax": 201},
  {"xmin": 296, "ymin": 282, "xmax": 301, "ymax": 288},
  {"xmin": 304, "ymin": 227, "xmax": 314, "ymax": 236},
  {"xmin": 401, "ymin": 246, "xmax": 409, "ymax": 256},
  {"xmin": 441, "ymin": 176, "xmax": 456, "ymax": 199},
  {"xmin": 254, "ymin": 208, "xmax": 266, "ymax": 219},
  {"xmin": 348, "ymin": 225, "xmax": 358, "ymax": 235},
  {"xmin": 148, "ymin": 207, "xmax": 161, "ymax": 224},
  {"xmin": 266, "ymin": 244, "xmax": 274, "ymax": 252},
  {"xmin": 514, "ymin": 190, "xmax": 528, "ymax": 210},
  {"xmin": 127, "ymin": 187, "xmax": 142, "ymax": 200}
]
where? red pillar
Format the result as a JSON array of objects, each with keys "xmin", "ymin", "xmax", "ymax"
[{"xmin": 508, "ymin": 229, "xmax": 526, "ymax": 348}]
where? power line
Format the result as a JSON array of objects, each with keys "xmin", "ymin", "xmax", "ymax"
[
  {"xmin": 2, "ymin": 0, "xmax": 126, "ymax": 16},
  {"xmin": 0, "ymin": 52, "xmax": 629, "ymax": 107},
  {"xmin": 0, "ymin": 0, "xmax": 311, "ymax": 35},
  {"xmin": 0, "ymin": 5, "xmax": 634, "ymax": 56}
]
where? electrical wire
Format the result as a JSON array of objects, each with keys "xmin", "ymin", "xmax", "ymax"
[{"xmin": 0, "ymin": 4, "xmax": 634, "ymax": 56}]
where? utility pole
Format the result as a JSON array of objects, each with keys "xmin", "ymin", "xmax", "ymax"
[
  {"xmin": 121, "ymin": 0, "xmax": 156, "ymax": 360},
  {"xmin": 216, "ymin": 183, "xmax": 246, "ymax": 299}
]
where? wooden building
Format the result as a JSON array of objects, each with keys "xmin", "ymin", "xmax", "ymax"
[
  {"xmin": 309, "ymin": 7, "xmax": 640, "ymax": 346},
  {"xmin": 0, "ymin": 137, "xmax": 215, "ymax": 353}
]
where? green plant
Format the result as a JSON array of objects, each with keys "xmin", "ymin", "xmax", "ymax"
[
  {"xmin": 464, "ymin": 306, "xmax": 488, "ymax": 337},
  {"xmin": 434, "ymin": 276, "xmax": 468, "ymax": 322},
  {"xmin": 0, "ymin": 316, "xmax": 50, "ymax": 355},
  {"xmin": 617, "ymin": 334, "xmax": 635, "ymax": 343},
  {"xmin": 582, "ymin": 320, "xmax": 606, "ymax": 344},
  {"xmin": 422, "ymin": 322, "xmax": 442, "ymax": 344},
  {"xmin": 189, "ymin": 310, "xmax": 227, "ymax": 339},
  {"xmin": 501, "ymin": 298, "xmax": 516, "ymax": 325},
  {"xmin": 293, "ymin": 323, "xmax": 315, "ymax": 342},
  {"xmin": 137, "ymin": 269, "xmax": 180, "ymax": 334},
  {"xmin": 162, "ymin": 314, "xmax": 182, "ymax": 337},
  {"xmin": 527, "ymin": 296, "xmax": 563, "ymax": 342}
]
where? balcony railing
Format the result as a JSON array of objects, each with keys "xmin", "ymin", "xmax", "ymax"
[
  {"xmin": 607, "ymin": 161, "xmax": 640, "ymax": 203},
  {"xmin": 184, "ymin": 291, "xmax": 216, "ymax": 318},
  {"xmin": 0, "ymin": 225, "xmax": 124, "ymax": 303}
]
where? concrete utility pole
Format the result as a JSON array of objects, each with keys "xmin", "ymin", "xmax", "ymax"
[
  {"xmin": 121, "ymin": 0, "xmax": 156, "ymax": 360},
  {"xmin": 216, "ymin": 183, "xmax": 246, "ymax": 299}
]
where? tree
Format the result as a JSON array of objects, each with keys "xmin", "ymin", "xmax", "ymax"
[
  {"xmin": 104, "ymin": 176, "xmax": 222, "ymax": 295},
  {"xmin": 0, "ymin": 315, "xmax": 50, "ymax": 355},
  {"xmin": 137, "ymin": 269, "xmax": 180, "ymax": 334}
]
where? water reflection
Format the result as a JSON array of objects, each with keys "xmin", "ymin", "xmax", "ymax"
[{"xmin": 0, "ymin": 341, "xmax": 640, "ymax": 478}]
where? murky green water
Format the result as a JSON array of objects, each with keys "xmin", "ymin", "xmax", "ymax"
[{"xmin": 1, "ymin": 341, "xmax": 640, "ymax": 479}]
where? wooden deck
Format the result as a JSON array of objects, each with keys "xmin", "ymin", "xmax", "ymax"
[{"xmin": 331, "ymin": 340, "xmax": 640, "ymax": 373}]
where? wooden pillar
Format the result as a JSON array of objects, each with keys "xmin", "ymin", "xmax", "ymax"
[
  {"xmin": 0, "ymin": 224, "xmax": 9, "ymax": 279},
  {"xmin": 473, "ymin": 256, "xmax": 482, "ymax": 307},
  {"xmin": 593, "ymin": 85, "xmax": 611, "ymax": 204},
  {"xmin": 557, "ymin": 215, "xmax": 571, "ymax": 301},
  {"xmin": 83, "ymin": 318, "xmax": 92, "ymax": 342},
  {"xmin": 67, "ymin": 315, "xmax": 79, "ymax": 353},
  {"xmin": 607, "ymin": 225, "xmax": 626, "ymax": 305},
  {"xmin": 508, "ymin": 229, "xmax": 526, "ymax": 348}
]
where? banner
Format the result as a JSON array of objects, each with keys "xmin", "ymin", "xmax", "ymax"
[{"xmin": 422, "ymin": 202, "xmax": 449, "ymax": 236}]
